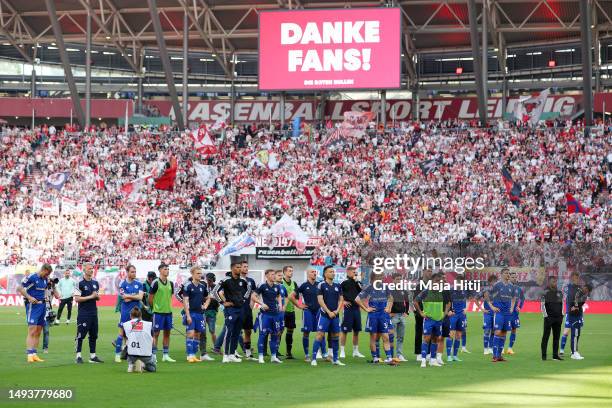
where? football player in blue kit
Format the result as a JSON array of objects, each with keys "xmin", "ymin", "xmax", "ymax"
[
  {"xmin": 479, "ymin": 274, "xmax": 498, "ymax": 355},
  {"xmin": 182, "ymin": 266, "xmax": 210, "ymax": 363},
  {"xmin": 17, "ymin": 264, "xmax": 55, "ymax": 363},
  {"xmin": 504, "ymin": 271, "xmax": 524, "ymax": 355},
  {"xmin": 447, "ymin": 274, "xmax": 474, "ymax": 362},
  {"xmin": 311, "ymin": 266, "xmax": 345, "ymax": 366},
  {"xmin": 275, "ymin": 270, "xmax": 288, "ymax": 358},
  {"xmin": 253, "ymin": 269, "xmax": 284, "ymax": 364},
  {"xmin": 290, "ymin": 268, "xmax": 327, "ymax": 362},
  {"xmin": 484, "ymin": 268, "xmax": 516, "ymax": 362},
  {"xmin": 114, "ymin": 265, "xmax": 143, "ymax": 362},
  {"xmin": 355, "ymin": 272, "xmax": 395, "ymax": 364}
]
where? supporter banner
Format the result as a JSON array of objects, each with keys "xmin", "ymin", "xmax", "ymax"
[
  {"xmin": 1, "ymin": 93, "xmax": 611, "ymax": 122},
  {"xmin": 60, "ymin": 196, "xmax": 87, "ymax": 215},
  {"xmin": 147, "ymin": 94, "xmax": 586, "ymax": 123},
  {"xmin": 256, "ymin": 246, "xmax": 316, "ymax": 260},
  {"xmin": 255, "ymin": 236, "xmax": 323, "ymax": 248},
  {"xmin": 258, "ymin": 8, "xmax": 401, "ymax": 90},
  {"xmin": 32, "ymin": 197, "xmax": 59, "ymax": 216}
]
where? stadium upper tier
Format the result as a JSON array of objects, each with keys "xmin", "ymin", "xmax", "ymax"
[{"xmin": 0, "ymin": 121, "xmax": 609, "ymax": 267}]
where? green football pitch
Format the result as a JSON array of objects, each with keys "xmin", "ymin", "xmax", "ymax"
[{"xmin": 1, "ymin": 307, "xmax": 610, "ymax": 408}]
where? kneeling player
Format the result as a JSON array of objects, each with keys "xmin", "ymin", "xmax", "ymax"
[
  {"xmin": 182, "ymin": 267, "xmax": 209, "ymax": 363},
  {"xmin": 123, "ymin": 307, "xmax": 156, "ymax": 373},
  {"xmin": 311, "ymin": 266, "xmax": 345, "ymax": 366},
  {"xmin": 355, "ymin": 272, "xmax": 395, "ymax": 364}
]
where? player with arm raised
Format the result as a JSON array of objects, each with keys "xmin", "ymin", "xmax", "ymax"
[
  {"xmin": 354, "ymin": 272, "xmax": 395, "ymax": 365},
  {"xmin": 114, "ymin": 265, "xmax": 143, "ymax": 362},
  {"xmin": 311, "ymin": 266, "xmax": 345, "ymax": 366}
]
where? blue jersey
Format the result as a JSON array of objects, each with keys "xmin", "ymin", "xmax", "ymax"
[
  {"xmin": 513, "ymin": 285, "xmax": 525, "ymax": 313},
  {"xmin": 76, "ymin": 279, "xmax": 100, "ymax": 317},
  {"xmin": 119, "ymin": 279, "xmax": 143, "ymax": 314},
  {"xmin": 357, "ymin": 284, "xmax": 390, "ymax": 313},
  {"xmin": 487, "ymin": 281, "xmax": 515, "ymax": 314},
  {"xmin": 317, "ymin": 281, "xmax": 343, "ymax": 317},
  {"xmin": 183, "ymin": 281, "xmax": 208, "ymax": 312},
  {"xmin": 450, "ymin": 289, "xmax": 470, "ymax": 314},
  {"xmin": 279, "ymin": 284, "xmax": 288, "ymax": 309},
  {"xmin": 297, "ymin": 280, "xmax": 320, "ymax": 312},
  {"xmin": 256, "ymin": 283, "xmax": 281, "ymax": 314},
  {"xmin": 21, "ymin": 273, "xmax": 47, "ymax": 302},
  {"xmin": 564, "ymin": 283, "xmax": 579, "ymax": 314}
]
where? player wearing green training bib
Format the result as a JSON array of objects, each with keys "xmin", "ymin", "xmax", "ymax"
[
  {"xmin": 148, "ymin": 263, "xmax": 176, "ymax": 362},
  {"xmin": 282, "ymin": 266, "xmax": 299, "ymax": 359}
]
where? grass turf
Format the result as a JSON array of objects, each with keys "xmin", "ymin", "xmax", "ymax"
[{"xmin": 0, "ymin": 307, "xmax": 611, "ymax": 408}]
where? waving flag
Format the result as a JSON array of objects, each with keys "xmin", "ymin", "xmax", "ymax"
[
  {"xmin": 419, "ymin": 157, "xmax": 443, "ymax": 175},
  {"xmin": 154, "ymin": 158, "xmax": 178, "ymax": 191},
  {"xmin": 270, "ymin": 214, "xmax": 309, "ymax": 253},
  {"xmin": 501, "ymin": 167, "xmax": 522, "ymax": 206},
  {"xmin": 192, "ymin": 125, "xmax": 217, "ymax": 156},
  {"xmin": 211, "ymin": 114, "xmax": 228, "ymax": 131},
  {"xmin": 566, "ymin": 193, "xmax": 590, "ymax": 215},
  {"xmin": 303, "ymin": 186, "xmax": 334, "ymax": 208},
  {"xmin": 513, "ymin": 89, "xmax": 550, "ymax": 125},
  {"xmin": 323, "ymin": 126, "xmax": 350, "ymax": 148},
  {"xmin": 219, "ymin": 233, "xmax": 256, "ymax": 257},
  {"xmin": 46, "ymin": 172, "xmax": 70, "ymax": 191},
  {"xmin": 194, "ymin": 162, "xmax": 218, "ymax": 189},
  {"xmin": 120, "ymin": 175, "xmax": 151, "ymax": 202}
]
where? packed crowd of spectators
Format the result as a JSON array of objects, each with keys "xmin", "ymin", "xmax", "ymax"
[{"xmin": 0, "ymin": 118, "xmax": 610, "ymax": 268}]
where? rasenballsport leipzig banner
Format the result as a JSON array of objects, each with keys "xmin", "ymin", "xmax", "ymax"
[{"xmin": 258, "ymin": 8, "xmax": 401, "ymax": 91}]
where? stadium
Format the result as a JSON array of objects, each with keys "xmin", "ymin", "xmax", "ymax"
[{"xmin": 0, "ymin": 0, "xmax": 611, "ymax": 407}]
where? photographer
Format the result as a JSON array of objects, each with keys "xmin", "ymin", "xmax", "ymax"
[
  {"xmin": 122, "ymin": 307, "xmax": 156, "ymax": 373},
  {"xmin": 43, "ymin": 277, "xmax": 60, "ymax": 352},
  {"xmin": 56, "ymin": 270, "xmax": 76, "ymax": 325}
]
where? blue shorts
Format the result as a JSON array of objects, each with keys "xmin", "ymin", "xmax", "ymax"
[
  {"xmin": 118, "ymin": 304, "xmax": 139, "ymax": 327},
  {"xmin": 258, "ymin": 312, "xmax": 281, "ymax": 334},
  {"xmin": 276, "ymin": 312, "xmax": 285, "ymax": 331},
  {"xmin": 25, "ymin": 303, "xmax": 46, "ymax": 326},
  {"xmin": 341, "ymin": 306, "xmax": 362, "ymax": 333},
  {"xmin": 365, "ymin": 312, "xmax": 390, "ymax": 334},
  {"xmin": 423, "ymin": 317, "xmax": 442, "ymax": 337},
  {"xmin": 317, "ymin": 313, "xmax": 340, "ymax": 333},
  {"xmin": 511, "ymin": 312, "xmax": 520, "ymax": 329},
  {"xmin": 183, "ymin": 312, "xmax": 205, "ymax": 333},
  {"xmin": 153, "ymin": 313, "xmax": 173, "ymax": 331},
  {"xmin": 483, "ymin": 311, "xmax": 494, "ymax": 330},
  {"xmin": 565, "ymin": 315, "xmax": 584, "ymax": 329},
  {"xmin": 302, "ymin": 309, "xmax": 319, "ymax": 333},
  {"xmin": 450, "ymin": 313, "xmax": 466, "ymax": 331},
  {"xmin": 493, "ymin": 312, "xmax": 512, "ymax": 331}
]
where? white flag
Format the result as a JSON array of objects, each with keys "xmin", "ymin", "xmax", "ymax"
[
  {"xmin": 193, "ymin": 163, "xmax": 218, "ymax": 189},
  {"xmin": 270, "ymin": 214, "xmax": 309, "ymax": 252}
]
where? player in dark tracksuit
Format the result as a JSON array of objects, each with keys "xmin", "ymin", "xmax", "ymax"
[
  {"xmin": 74, "ymin": 263, "xmax": 104, "ymax": 364},
  {"xmin": 340, "ymin": 266, "xmax": 364, "ymax": 359}
]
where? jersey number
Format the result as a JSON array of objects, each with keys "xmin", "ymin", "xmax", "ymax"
[{"xmin": 131, "ymin": 341, "xmax": 140, "ymax": 348}]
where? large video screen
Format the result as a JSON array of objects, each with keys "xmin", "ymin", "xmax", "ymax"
[{"xmin": 258, "ymin": 8, "xmax": 401, "ymax": 91}]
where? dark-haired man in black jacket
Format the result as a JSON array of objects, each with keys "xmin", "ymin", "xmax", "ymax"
[{"xmin": 541, "ymin": 276, "xmax": 563, "ymax": 361}]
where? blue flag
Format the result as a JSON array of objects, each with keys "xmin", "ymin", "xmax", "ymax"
[{"xmin": 292, "ymin": 116, "xmax": 301, "ymax": 138}]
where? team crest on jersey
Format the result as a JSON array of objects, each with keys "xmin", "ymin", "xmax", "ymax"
[
  {"xmin": 239, "ymin": 282, "xmax": 243, "ymax": 286},
  {"xmin": 334, "ymin": 287, "xmax": 339, "ymax": 292}
]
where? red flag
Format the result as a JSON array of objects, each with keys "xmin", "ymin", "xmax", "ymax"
[
  {"xmin": 192, "ymin": 125, "xmax": 217, "ymax": 156},
  {"xmin": 303, "ymin": 186, "xmax": 334, "ymax": 207},
  {"xmin": 565, "ymin": 193, "xmax": 590, "ymax": 215},
  {"xmin": 154, "ymin": 158, "xmax": 177, "ymax": 191}
]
